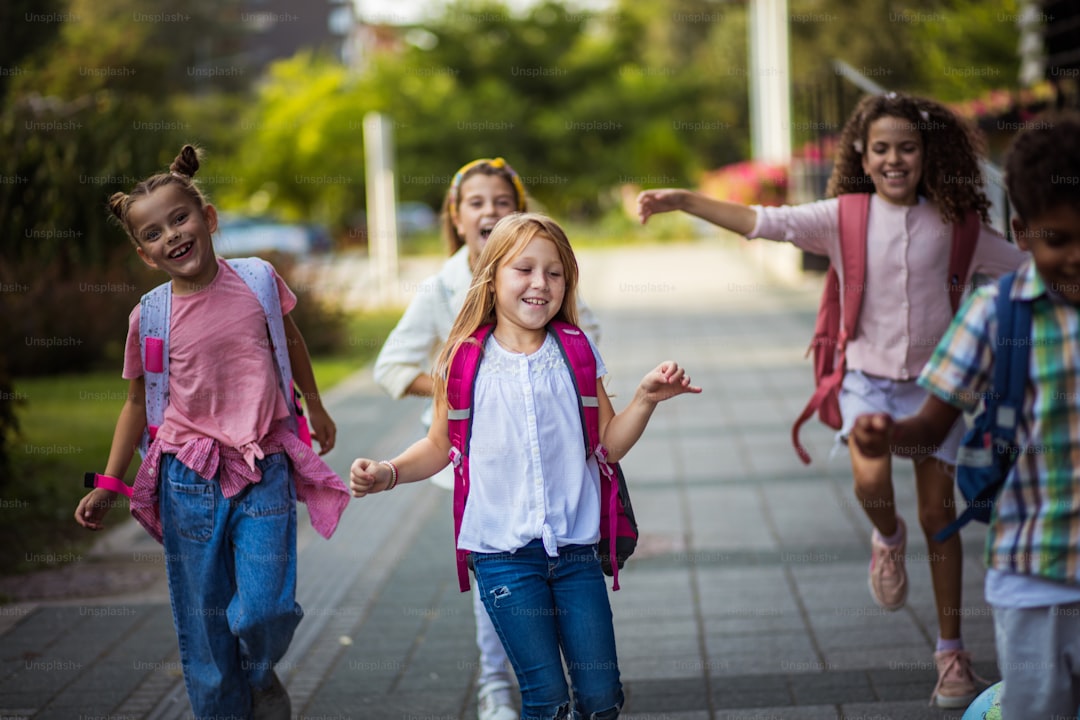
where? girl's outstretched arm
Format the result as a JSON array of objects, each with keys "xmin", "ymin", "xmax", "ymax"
[
  {"xmin": 284, "ymin": 313, "xmax": 336, "ymax": 455},
  {"xmin": 637, "ymin": 188, "xmax": 757, "ymax": 236},
  {"xmin": 350, "ymin": 394, "xmax": 454, "ymax": 497},
  {"xmin": 598, "ymin": 362, "xmax": 702, "ymax": 464},
  {"xmin": 75, "ymin": 376, "xmax": 146, "ymax": 530}
]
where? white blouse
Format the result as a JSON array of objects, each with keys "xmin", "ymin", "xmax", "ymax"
[{"xmin": 456, "ymin": 332, "xmax": 607, "ymax": 558}]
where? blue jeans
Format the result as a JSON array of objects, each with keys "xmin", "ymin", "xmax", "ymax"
[
  {"xmin": 472, "ymin": 540, "xmax": 623, "ymax": 720},
  {"xmin": 159, "ymin": 452, "xmax": 302, "ymax": 720}
]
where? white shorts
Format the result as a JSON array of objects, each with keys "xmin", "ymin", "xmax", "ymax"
[{"xmin": 837, "ymin": 370, "xmax": 964, "ymax": 465}]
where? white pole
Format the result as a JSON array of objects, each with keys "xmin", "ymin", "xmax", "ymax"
[
  {"xmin": 748, "ymin": 0, "xmax": 792, "ymax": 163},
  {"xmin": 363, "ymin": 112, "xmax": 400, "ymax": 305}
]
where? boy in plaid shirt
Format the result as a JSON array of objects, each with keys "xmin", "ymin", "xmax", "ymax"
[{"xmin": 851, "ymin": 112, "xmax": 1080, "ymax": 717}]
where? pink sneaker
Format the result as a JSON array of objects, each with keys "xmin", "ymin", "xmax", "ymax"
[
  {"xmin": 868, "ymin": 517, "xmax": 907, "ymax": 610},
  {"xmin": 931, "ymin": 649, "xmax": 981, "ymax": 708}
]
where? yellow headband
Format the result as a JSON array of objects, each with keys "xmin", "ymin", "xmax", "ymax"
[{"xmin": 448, "ymin": 157, "xmax": 527, "ymax": 225}]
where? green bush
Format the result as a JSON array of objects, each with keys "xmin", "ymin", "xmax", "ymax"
[{"xmin": 0, "ymin": 250, "xmax": 155, "ymax": 376}]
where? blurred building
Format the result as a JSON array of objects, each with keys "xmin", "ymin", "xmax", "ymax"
[{"xmin": 239, "ymin": 0, "xmax": 358, "ymax": 72}]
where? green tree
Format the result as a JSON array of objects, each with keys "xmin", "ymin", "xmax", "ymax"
[
  {"xmin": 0, "ymin": 0, "xmax": 253, "ymax": 379},
  {"xmin": 217, "ymin": 0, "xmax": 753, "ymax": 223}
]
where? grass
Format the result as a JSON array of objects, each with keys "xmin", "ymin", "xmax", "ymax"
[
  {"xmin": 2, "ymin": 308, "xmax": 404, "ymax": 577},
  {"xmin": 309, "ymin": 308, "xmax": 404, "ymax": 389}
]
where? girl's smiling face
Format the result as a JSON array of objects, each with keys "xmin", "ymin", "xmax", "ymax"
[
  {"xmin": 861, "ymin": 115, "xmax": 924, "ymax": 207},
  {"xmin": 454, "ymin": 174, "xmax": 520, "ymax": 269},
  {"xmin": 493, "ymin": 235, "xmax": 565, "ymax": 336},
  {"xmin": 129, "ymin": 183, "xmax": 219, "ymax": 293}
]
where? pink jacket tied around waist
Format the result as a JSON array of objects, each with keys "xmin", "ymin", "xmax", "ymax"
[{"xmin": 131, "ymin": 420, "xmax": 349, "ymax": 544}]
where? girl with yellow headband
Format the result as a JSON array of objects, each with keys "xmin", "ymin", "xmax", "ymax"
[{"xmin": 374, "ymin": 158, "xmax": 600, "ymax": 720}]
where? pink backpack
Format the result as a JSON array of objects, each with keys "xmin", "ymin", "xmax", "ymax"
[
  {"xmin": 791, "ymin": 193, "xmax": 980, "ymax": 464},
  {"xmin": 446, "ymin": 321, "xmax": 638, "ymax": 592}
]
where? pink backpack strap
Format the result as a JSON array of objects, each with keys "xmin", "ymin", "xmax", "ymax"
[
  {"xmin": 548, "ymin": 321, "xmax": 600, "ymax": 452},
  {"xmin": 446, "ymin": 325, "xmax": 494, "ymax": 592},
  {"xmin": 947, "ymin": 210, "xmax": 980, "ymax": 312},
  {"xmin": 548, "ymin": 321, "xmax": 625, "ymax": 589},
  {"xmin": 836, "ymin": 193, "xmax": 870, "ymax": 343},
  {"xmin": 791, "ymin": 193, "xmax": 869, "ymax": 464}
]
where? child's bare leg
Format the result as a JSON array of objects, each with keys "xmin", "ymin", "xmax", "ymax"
[
  {"xmin": 849, "ymin": 440, "xmax": 897, "ymax": 534},
  {"xmin": 850, "ymin": 440, "xmax": 909, "ymax": 610},
  {"xmin": 913, "ymin": 458, "xmax": 962, "ymax": 640}
]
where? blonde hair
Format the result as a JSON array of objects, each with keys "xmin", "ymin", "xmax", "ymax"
[{"xmin": 433, "ymin": 213, "xmax": 580, "ymax": 404}]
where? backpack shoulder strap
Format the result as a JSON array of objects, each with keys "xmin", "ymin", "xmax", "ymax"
[
  {"xmin": 548, "ymin": 321, "xmax": 632, "ymax": 590},
  {"xmin": 933, "ymin": 271, "xmax": 1030, "ymax": 541},
  {"xmin": 227, "ymin": 258, "xmax": 300, "ymax": 436},
  {"xmin": 447, "ymin": 325, "xmax": 495, "ymax": 593},
  {"xmin": 446, "ymin": 326, "xmax": 494, "ymax": 454},
  {"xmin": 138, "ymin": 280, "xmax": 172, "ymax": 457},
  {"xmin": 990, "ymin": 271, "xmax": 1031, "ymax": 441},
  {"xmin": 547, "ymin": 320, "xmax": 599, "ymax": 453},
  {"xmin": 947, "ymin": 210, "xmax": 981, "ymax": 312},
  {"xmin": 836, "ymin": 192, "xmax": 870, "ymax": 340},
  {"xmin": 791, "ymin": 194, "xmax": 869, "ymax": 464}
]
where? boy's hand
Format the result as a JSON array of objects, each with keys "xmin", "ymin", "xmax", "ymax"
[
  {"xmin": 349, "ymin": 458, "xmax": 389, "ymax": 497},
  {"xmin": 637, "ymin": 189, "xmax": 686, "ymax": 224},
  {"xmin": 307, "ymin": 405, "xmax": 336, "ymax": 455},
  {"xmin": 638, "ymin": 361, "xmax": 702, "ymax": 403},
  {"xmin": 74, "ymin": 488, "xmax": 120, "ymax": 531},
  {"xmin": 851, "ymin": 413, "xmax": 895, "ymax": 458}
]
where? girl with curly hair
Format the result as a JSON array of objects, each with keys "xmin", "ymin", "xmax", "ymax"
[{"xmin": 636, "ymin": 91, "xmax": 1027, "ymax": 708}]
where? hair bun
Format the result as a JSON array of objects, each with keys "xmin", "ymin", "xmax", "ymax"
[
  {"xmin": 107, "ymin": 191, "xmax": 129, "ymax": 220},
  {"xmin": 169, "ymin": 144, "xmax": 201, "ymax": 178}
]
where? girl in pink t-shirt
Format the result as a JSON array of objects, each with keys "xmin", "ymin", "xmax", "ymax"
[
  {"xmin": 74, "ymin": 145, "xmax": 349, "ymax": 719},
  {"xmin": 637, "ymin": 92, "xmax": 1026, "ymax": 708}
]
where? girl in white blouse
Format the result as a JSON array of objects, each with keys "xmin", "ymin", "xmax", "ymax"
[
  {"xmin": 372, "ymin": 158, "xmax": 599, "ymax": 720},
  {"xmin": 351, "ymin": 213, "xmax": 700, "ymax": 720}
]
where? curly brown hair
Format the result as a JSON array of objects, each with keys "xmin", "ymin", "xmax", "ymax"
[
  {"xmin": 107, "ymin": 145, "xmax": 210, "ymax": 245},
  {"xmin": 1004, "ymin": 111, "xmax": 1080, "ymax": 223},
  {"xmin": 826, "ymin": 93, "xmax": 990, "ymax": 225}
]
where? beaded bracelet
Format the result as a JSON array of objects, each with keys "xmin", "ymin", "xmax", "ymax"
[{"xmin": 380, "ymin": 460, "xmax": 399, "ymax": 491}]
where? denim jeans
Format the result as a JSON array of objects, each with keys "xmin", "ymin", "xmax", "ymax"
[
  {"xmin": 472, "ymin": 540, "xmax": 623, "ymax": 720},
  {"xmin": 159, "ymin": 452, "xmax": 302, "ymax": 720}
]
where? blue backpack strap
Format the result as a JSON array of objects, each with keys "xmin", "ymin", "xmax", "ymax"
[
  {"xmin": 138, "ymin": 281, "xmax": 172, "ymax": 458},
  {"xmin": 991, "ymin": 272, "xmax": 1031, "ymax": 443},
  {"xmin": 227, "ymin": 258, "xmax": 301, "ymax": 438},
  {"xmin": 446, "ymin": 325, "xmax": 494, "ymax": 592},
  {"xmin": 935, "ymin": 271, "xmax": 1030, "ymax": 541}
]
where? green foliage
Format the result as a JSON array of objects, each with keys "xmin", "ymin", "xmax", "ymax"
[
  {"xmin": 906, "ymin": 0, "xmax": 1022, "ymax": 101},
  {"xmin": 214, "ymin": 0, "xmax": 753, "ymax": 226},
  {"xmin": 3, "ymin": 372, "xmax": 131, "ymax": 573}
]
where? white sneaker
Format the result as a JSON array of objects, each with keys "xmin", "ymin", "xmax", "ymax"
[{"xmin": 477, "ymin": 679, "xmax": 517, "ymax": 720}]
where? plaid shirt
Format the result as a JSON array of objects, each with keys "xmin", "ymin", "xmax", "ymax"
[{"xmin": 919, "ymin": 259, "xmax": 1080, "ymax": 585}]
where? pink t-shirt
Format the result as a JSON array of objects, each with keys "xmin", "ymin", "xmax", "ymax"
[
  {"xmin": 124, "ymin": 258, "xmax": 298, "ymax": 449},
  {"xmin": 749, "ymin": 195, "xmax": 1028, "ymax": 381}
]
